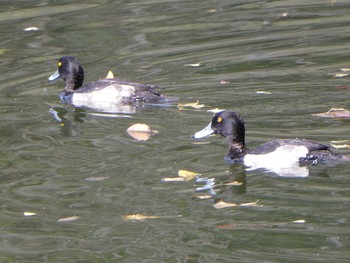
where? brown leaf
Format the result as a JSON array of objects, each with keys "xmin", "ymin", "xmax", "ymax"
[
  {"xmin": 213, "ymin": 200, "xmax": 260, "ymax": 209},
  {"xmin": 127, "ymin": 123, "xmax": 158, "ymax": 141},
  {"xmin": 122, "ymin": 214, "xmax": 182, "ymax": 221},
  {"xmin": 312, "ymin": 108, "xmax": 350, "ymax": 119}
]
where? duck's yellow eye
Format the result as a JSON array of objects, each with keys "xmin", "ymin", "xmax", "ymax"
[
  {"xmin": 217, "ymin": 117, "xmax": 222, "ymax": 123},
  {"xmin": 58, "ymin": 61, "xmax": 62, "ymax": 67}
]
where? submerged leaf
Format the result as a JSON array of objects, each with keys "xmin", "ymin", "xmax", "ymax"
[{"xmin": 127, "ymin": 123, "xmax": 158, "ymax": 141}]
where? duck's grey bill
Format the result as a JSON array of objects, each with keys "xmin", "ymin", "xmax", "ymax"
[
  {"xmin": 192, "ymin": 122, "xmax": 214, "ymax": 139},
  {"xmin": 48, "ymin": 70, "xmax": 60, "ymax": 81}
]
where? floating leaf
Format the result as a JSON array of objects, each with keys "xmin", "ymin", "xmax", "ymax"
[
  {"xmin": 24, "ymin": 26, "xmax": 39, "ymax": 32},
  {"xmin": 57, "ymin": 215, "xmax": 80, "ymax": 222},
  {"xmin": 207, "ymin": 9, "xmax": 217, "ymax": 13},
  {"xmin": 24, "ymin": 211, "xmax": 37, "ymax": 217},
  {"xmin": 219, "ymin": 80, "xmax": 230, "ymax": 84},
  {"xmin": 84, "ymin": 176, "xmax": 109, "ymax": 182},
  {"xmin": 213, "ymin": 201, "xmax": 238, "ymax": 209},
  {"xmin": 224, "ymin": 181, "xmax": 243, "ymax": 186},
  {"xmin": 184, "ymin": 63, "xmax": 201, "ymax": 67},
  {"xmin": 239, "ymin": 200, "xmax": 261, "ymax": 207},
  {"xmin": 177, "ymin": 100, "xmax": 205, "ymax": 109},
  {"xmin": 330, "ymin": 144, "xmax": 350, "ymax": 149},
  {"xmin": 195, "ymin": 194, "xmax": 212, "ymax": 200},
  {"xmin": 312, "ymin": 108, "xmax": 350, "ymax": 119},
  {"xmin": 191, "ymin": 141, "xmax": 210, "ymax": 145},
  {"xmin": 331, "ymin": 140, "xmax": 350, "ymax": 143},
  {"xmin": 213, "ymin": 200, "xmax": 260, "ymax": 209},
  {"xmin": 105, "ymin": 70, "xmax": 114, "ymax": 79},
  {"xmin": 127, "ymin": 123, "xmax": 158, "ymax": 141},
  {"xmin": 122, "ymin": 214, "xmax": 181, "ymax": 221},
  {"xmin": 333, "ymin": 73, "xmax": 348, "ymax": 78},
  {"xmin": 161, "ymin": 177, "xmax": 186, "ymax": 182},
  {"xmin": 292, "ymin": 219, "xmax": 306, "ymax": 223},
  {"xmin": 207, "ymin": 108, "xmax": 225, "ymax": 113},
  {"xmin": 256, "ymin": 90, "xmax": 272, "ymax": 94},
  {"xmin": 340, "ymin": 68, "xmax": 350, "ymax": 72},
  {"xmin": 178, "ymin": 169, "xmax": 201, "ymax": 181}
]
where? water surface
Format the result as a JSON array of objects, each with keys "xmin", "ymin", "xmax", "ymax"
[{"xmin": 0, "ymin": 1, "xmax": 350, "ymax": 262}]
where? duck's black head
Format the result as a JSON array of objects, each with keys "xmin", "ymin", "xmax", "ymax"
[
  {"xmin": 193, "ymin": 110, "xmax": 246, "ymax": 145},
  {"xmin": 49, "ymin": 56, "xmax": 84, "ymax": 91}
]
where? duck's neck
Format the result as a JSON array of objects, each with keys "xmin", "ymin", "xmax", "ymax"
[
  {"xmin": 64, "ymin": 67, "xmax": 84, "ymax": 92},
  {"xmin": 65, "ymin": 79, "xmax": 78, "ymax": 91},
  {"xmin": 226, "ymin": 137, "xmax": 248, "ymax": 161}
]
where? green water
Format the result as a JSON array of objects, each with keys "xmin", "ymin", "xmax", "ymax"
[{"xmin": 0, "ymin": 1, "xmax": 349, "ymax": 262}]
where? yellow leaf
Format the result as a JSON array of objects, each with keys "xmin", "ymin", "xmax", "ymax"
[
  {"xmin": 177, "ymin": 100, "xmax": 205, "ymax": 109},
  {"xmin": 23, "ymin": 211, "xmax": 37, "ymax": 217},
  {"xmin": 292, "ymin": 219, "xmax": 306, "ymax": 223},
  {"xmin": 105, "ymin": 70, "xmax": 115, "ymax": 78},
  {"xmin": 184, "ymin": 63, "xmax": 201, "ymax": 67},
  {"xmin": 57, "ymin": 215, "xmax": 80, "ymax": 222},
  {"xmin": 256, "ymin": 90, "xmax": 272, "ymax": 94},
  {"xmin": 127, "ymin": 123, "xmax": 158, "ymax": 141},
  {"xmin": 339, "ymin": 68, "xmax": 350, "ymax": 72},
  {"xmin": 333, "ymin": 73, "xmax": 348, "ymax": 78},
  {"xmin": 330, "ymin": 144, "xmax": 350, "ymax": 149},
  {"xmin": 178, "ymin": 169, "xmax": 201, "ymax": 181}
]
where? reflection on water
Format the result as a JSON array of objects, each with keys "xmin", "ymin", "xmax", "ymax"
[{"xmin": 0, "ymin": 0, "xmax": 350, "ymax": 262}]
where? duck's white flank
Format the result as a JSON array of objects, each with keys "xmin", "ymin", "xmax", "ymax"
[{"xmin": 244, "ymin": 145, "xmax": 309, "ymax": 177}]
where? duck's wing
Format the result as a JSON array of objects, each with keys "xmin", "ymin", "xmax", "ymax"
[
  {"xmin": 76, "ymin": 78, "xmax": 178, "ymax": 102},
  {"xmin": 248, "ymin": 139, "xmax": 330, "ymax": 155}
]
